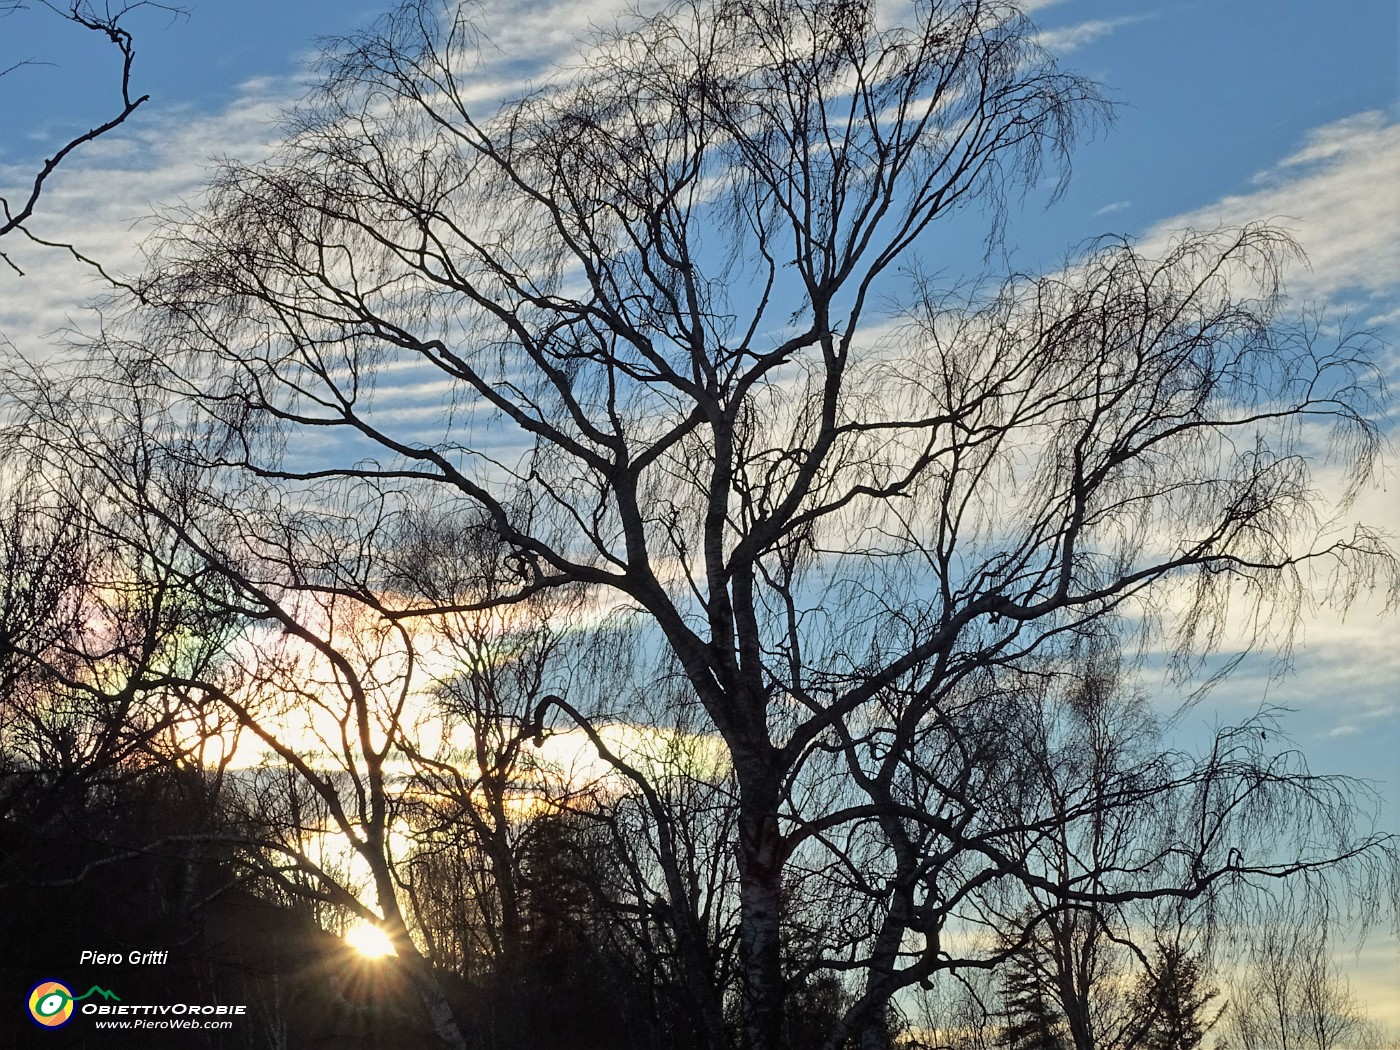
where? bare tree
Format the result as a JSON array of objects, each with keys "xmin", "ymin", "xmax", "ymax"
[
  {"xmin": 911, "ymin": 966, "xmax": 1000, "ymax": 1050},
  {"xmin": 384, "ymin": 508, "xmax": 570, "ymax": 972},
  {"xmin": 15, "ymin": 360, "xmax": 747, "ymax": 1050},
  {"xmin": 6, "ymin": 381, "xmax": 475, "ymax": 1044},
  {"xmin": 970, "ymin": 642, "xmax": 1392, "ymax": 1050},
  {"xmin": 49, "ymin": 0, "xmax": 1398, "ymax": 1047},
  {"xmin": 980, "ymin": 654, "xmax": 1156, "ymax": 1050},
  {"xmin": 969, "ymin": 650, "xmax": 1229, "ymax": 1050},
  {"xmin": 1224, "ymin": 910, "xmax": 1389, "ymax": 1050},
  {"xmin": 0, "ymin": 430, "xmax": 234, "ymax": 842}
]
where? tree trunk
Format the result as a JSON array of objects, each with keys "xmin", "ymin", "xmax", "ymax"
[
  {"xmin": 416, "ymin": 976, "xmax": 469, "ymax": 1050},
  {"xmin": 737, "ymin": 789, "xmax": 785, "ymax": 1050},
  {"xmin": 401, "ymin": 954, "xmax": 469, "ymax": 1050},
  {"xmin": 380, "ymin": 883, "xmax": 469, "ymax": 1050}
]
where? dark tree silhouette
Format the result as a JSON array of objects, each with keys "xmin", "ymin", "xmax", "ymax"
[
  {"xmin": 1130, "ymin": 943, "xmax": 1218, "ymax": 1050},
  {"xmin": 1000, "ymin": 951, "xmax": 1067, "ymax": 1050},
  {"xmin": 1224, "ymin": 911, "xmax": 1386, "ymax": 1050}
]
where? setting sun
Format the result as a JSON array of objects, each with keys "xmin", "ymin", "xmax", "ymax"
[{"xmin": 344, "ymin": 921, "xmax": 397, "ymax": 959}]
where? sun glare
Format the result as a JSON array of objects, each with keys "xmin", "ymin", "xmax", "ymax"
[{"xmin": 345, "ymin": 920, "xmax": 397, "ymax": 959}]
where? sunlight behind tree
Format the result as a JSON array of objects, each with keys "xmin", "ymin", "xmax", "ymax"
[{"xmin": 346, "ymin": 919, "xmax": 398, "ymax": 958}]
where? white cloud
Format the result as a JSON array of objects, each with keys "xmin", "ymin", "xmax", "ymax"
[
  {"xmin": 1093, "ymin": 199, "xmax": 1130, "ymax": 216},
  {"xmin": 1142, "ymin": 111, "xmax": 1400, "ymax": 313},
  {"xmin": 1032, "ymin": 16, "xmax": 1141, "ymax": 55},
  {"xmin": 1097, "ymin": 115, "xmax": 1400, "ymax": 752},
  {"xmin": 0, "ymin": 73, "xmax": 296, "ymax": 345},
  {"xmin": 0, "ymin": 0, "xmax": 681, "ymax": 341},
  {"xmin": 1124, "ymin": 116, "xmax": 1400, "ymax": 751}
]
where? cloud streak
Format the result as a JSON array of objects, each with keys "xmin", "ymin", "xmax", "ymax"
[
  {"xmin": 1033, "ymin": 15, "xmax": 1143, "ymax": 55},
  {"xmin": 1142, "ymin": 111, "xmax": 1400, "ymax": 319}
]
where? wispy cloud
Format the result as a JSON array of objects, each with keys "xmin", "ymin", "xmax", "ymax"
[
  {"xmin": 0, "ymin": 0, "xmax": 654, "ymax": 348},
  {"xmin": 1327, "ymin": 700, "xmax": 1397, "ymax": 739},
  {"xmin": 0, "ymin": 79, "xmax": 289, "ymax": 344},
  {"xmin": 1032, "ymin": 15, "xmax": 1143, "ymax": 55},
  {"xmin": 1093, "ymin": 199, "xmax": 1131, "ymax": 217},
  {"xmin": 1103, "ymin": 113, "xmax": 1400, "ymax": 765},
  {"xmin": 1142, "ymin": 111, "xmax": 1400, "ymax": 313}
]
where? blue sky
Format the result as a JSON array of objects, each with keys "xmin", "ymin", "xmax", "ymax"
[
  {"xmin": 4, "ymin": 1, "xmax": 1396, "ymax": 227},
  {"xmin": 3, "ymin": 0, "xmax": 1397, "ymax": 1025},
  {"xmin": 3, "ymin": 1, "xmax": 1396, "ymax": 295}
]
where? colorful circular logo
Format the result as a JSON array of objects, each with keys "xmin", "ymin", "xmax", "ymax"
[{"xmin": 28, "ymin": 981, "xmax": 75, "ymax": 1028}]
